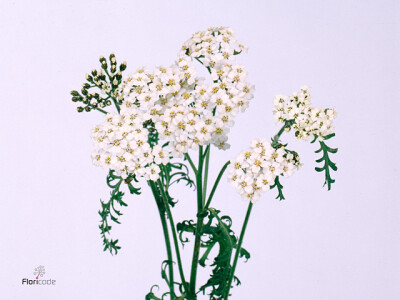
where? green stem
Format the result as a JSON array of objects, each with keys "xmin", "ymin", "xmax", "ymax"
[
  {"xmin": 148, "ymin": 181, "xmax": 175, "ymax": 297},
  {"xmin": 196, "ymin": 146, "xmax": 204, "ymax": 213},
  {"xmin": 188, "ymin": 146, "xmax": 204, "ymax": 299},
  {"xmin": 272, "ymin": 119, "xmax": 295, "ymax": 146},
  {"xmin": 156, "ymin": 179, "xmax": 188, "ymax": 294},
  {"xmin": 184, "ymin": 153, "xmax": 198, "ymax": 175},
  {"xmin": 225, "ymin": 201, "xmax": 254, "ymax": 299},
  {"xmin": 112, "ymin": 98, "xmax": 121, "ymax": 114},
  {"xmin": 202, "ymin": 145, "xmax": 211, "ymax": 206},
  {"xmin": 91, "ymin": 105, "xmax": 107, "ymax": 114},
  {"xmin": 93, "ymin": 82, "xmax": 120, "ymax": 114},
  {"xmin": 204, "ymin": 161, "xmax": 230, "ymax": 211},
  {"xmin": 188, "ymin": 218, "xmax": 204, "ymax": 299}
]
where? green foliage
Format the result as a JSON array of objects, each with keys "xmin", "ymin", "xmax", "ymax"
[
  {"xmin": 70, "ymin": 53, "xmax": 127, "ymax": 114},
  {"xmin": 312, "ymin": 133, "xmax": 338, "ymax": 190},
  {"xmin": 159, "ymin": 162, "xmax": 196, "ymax": 208},
  {"xmin": 161, "ymin": 260, "xmax": 173, "ymax": 287},
  {"xmin": 143, "ymin": 119, "xmax": 160, "ymax": 148},
  {"xmin": 177, "ymin": 219, "xmax": 195, "ymax": 247},
  {"xmin": 271, "ymin": 119, "xmax": 295, "ymax": 149},
  {"xmin": 146, "ymin": 265, "xmax": 188, "ymax": 300},
  {"xmin": 163, "ymin": 162, "xmax": 195, "ymax": 189},
  {"xmin": 98, "ymin": 170, "xmax": 141, "ymax": 255},
  {"xmin": 270, "ymin": 176, "xmax": 285, "ymax": 200},
  {"xmin": 177, "ymin": 208, "xmax": 250, "ymax": 299},
  {"xmin": 145, "ymin": 286, "xmax": 186, "ymax": 300},
  {"xmin": 145, "ymin": 285, "xmax": 163, "ymax": 300}
]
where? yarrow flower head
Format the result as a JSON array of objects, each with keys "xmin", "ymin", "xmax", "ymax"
[
  {"xmin": 90, "ymin": 107, "xmax": 171, "ymax": 180},
  {"xmin": 273, "ymin": 86, "xmax": 337, "ymax": 141},
  {"xmin": 179, "ymin": 26, "xmax": 248, "ymax": 68},
  {"xmin": 228, "ymin": 138, "xmax": 301, "ymax": 203},
  {"xmin": 89, "ymin": 26, "xmax": 255, "ymax": 181}
]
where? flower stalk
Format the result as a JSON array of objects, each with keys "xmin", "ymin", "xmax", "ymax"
[
  {"xmin": 149, "ymin": 181, "xmax": 175, "ymax": 296},
  {"xmin": 157, "ymin": 178, "xmax": 189, "ymax": 293},
  {"xmin": 224, "ymin": 201, "xmax": 253, "ymax": 299},
  {"xmin": 188, "ymin": 146, "xmax": 205, "ymax": 299}
]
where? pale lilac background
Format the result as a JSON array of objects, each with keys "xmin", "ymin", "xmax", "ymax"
[{"xmin": 0, "ymin": 0, "xmax": 399, "ymax": 299}]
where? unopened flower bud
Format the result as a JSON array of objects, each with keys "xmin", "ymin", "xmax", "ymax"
[
  {"xmin": 120, "ymin": 62, "xmax": 127, "ymax": 71},
  {"xmin": 86, "ymin": 74, "xmax": 93, "ymax": 82},
  {"xmin": 77, "ymin": 106, "xmax": 83, "ymax": 113},
  {"xmin": 85, "ymin": 106, "xmax": 91, "ymax": 112}
]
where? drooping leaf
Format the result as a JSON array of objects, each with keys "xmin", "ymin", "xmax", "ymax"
[
  {"xmin": 270, "ymin": 176, "xmax": 285, "ymax": 200},
  {"xmin": 99, "ymin": 169, "xmax": 141, "ymax": 255},
  {"xmin": 161, "ymin": 260, "xmax": 174, "ymax": 286},
  {"xmin": 157, "ymin": 161, "xmax": 196, "ymax": 208},
  {"xmin": 145, "ymin": 285, "xmax": 162, "ymax": 300},
  {"xmin": 313, "ymin": 134, "xmax": 338, "ymax": 190}
]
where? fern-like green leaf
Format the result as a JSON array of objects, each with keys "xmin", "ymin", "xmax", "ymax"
[
  {"xmin": 99, "ymin": 170, "xmax": 141, "ymax": 255},
  {"xmin": 313, "ymin": 134, "xmax": 338, "ymax": 190}
]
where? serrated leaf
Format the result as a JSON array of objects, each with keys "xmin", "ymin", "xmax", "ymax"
[
  {"xmin": 98, "ymin": 169, "xmax": 138, "ymax": 255},
  {"xmin": 323, "ymin": 133, "xmax": 336, "ymax": 140},
  {"xmin": 110, "ymin": 214, "xmax": 120, "ymax": 224},
  {"xmin": 127, "ymin": 182, "xmax": 141, "ymax": 195},
  {"xmin": 270, "ymin": 176, "xmax": 285, "ymax": 200},
  {"xmin": 326, "ymin": 145, "xmax": 338, "ymax": 153},
  {"xmin": 313, "ymin": 138, "xmax": 338, "ymax": 190},
  {"xmin": 329, "ymin": 161, "xmax": 338, "ymax": 171}
]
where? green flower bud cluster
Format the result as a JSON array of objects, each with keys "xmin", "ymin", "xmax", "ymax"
[{"xmin": 70, "ymin": 53, "xmax": 127, "ymax": 114}]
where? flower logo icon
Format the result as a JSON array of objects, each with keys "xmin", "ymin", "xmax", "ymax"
[{"xmin": 33, "ymin": 265, "xmax": 45, "ymax": 280}]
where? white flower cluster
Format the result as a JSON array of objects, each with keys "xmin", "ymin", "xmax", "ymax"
[
  {"xmin": 116, "ymin": 26, "xmax": 254, "ymax": 156},
  {"xmin": 90, "ymin": 108, "xmax": 170, "ymax": 180},
  {"xmin": 90, "ymin": 26, "xmax": 255, "ymax": 179},
  {"xmin": 273, "ymin": 86, "xmax": 337, "ymax": 141},
  {"xmin": 228, "ymin": 139, "xmax": 300, "ymax": 202},
  {"xmin": 179, "ymin": 26, "xmax": 248, "ymax": 68}
]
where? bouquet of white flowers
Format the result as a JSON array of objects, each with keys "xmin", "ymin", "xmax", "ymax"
[{"xmin": 70, "ymin": 26, "xmax": 338, "ymax": 299}]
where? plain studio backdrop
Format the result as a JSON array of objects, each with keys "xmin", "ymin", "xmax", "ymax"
[{"xmin": 0, "ymin": 0, "xmax": 399, "ymax": 299}]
